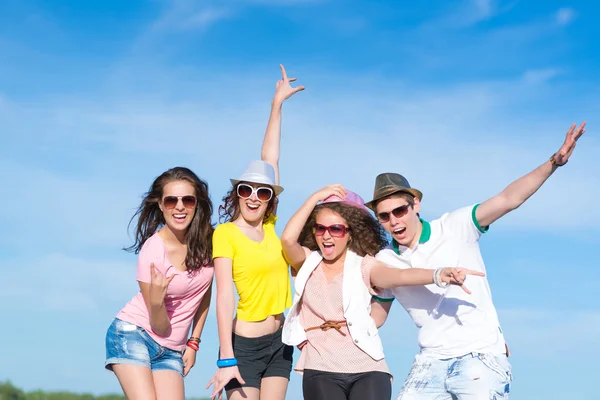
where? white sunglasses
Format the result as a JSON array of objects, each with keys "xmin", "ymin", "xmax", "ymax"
[{"xmin": 236, "ymin": 183, "xmax": 273, "ymax": 201}]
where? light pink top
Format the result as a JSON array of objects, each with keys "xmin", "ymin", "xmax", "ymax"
[
  {"xmin": 297, "ymin": 253, "xmax": 390, "ymax": 374},
  {"xmin": 117, "ymin": 233, "xmax": 214, "ymax": 351}
]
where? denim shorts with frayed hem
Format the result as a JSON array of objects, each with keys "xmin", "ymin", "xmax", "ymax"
[
  {"xmin": 399, "ymin": 352, "xmax": 512, "ymax": 400},
  {"xmin": 105, "ymin": 318, "xmax": 184, "ymax": 376}
]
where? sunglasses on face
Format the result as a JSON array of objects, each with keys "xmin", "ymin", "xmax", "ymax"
[
  {"xmin": 313, "ymin": 224, "xmax": 350, "ymax": 238},
  {"xmin": 237, "ymin": 183, "xmax": 274, "ymax": 202},
  {"xmin": 162, "ymin": 195, "xmax": 197, "ymax": 210},
  {"xmin": 377, "ymin": 204, "xmax": 412, "ymax": 223}
]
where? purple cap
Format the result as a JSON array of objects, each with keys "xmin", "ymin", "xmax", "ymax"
[{"xmin": 321, "ymin": 190, "xmax": 370, "ymax": 213}]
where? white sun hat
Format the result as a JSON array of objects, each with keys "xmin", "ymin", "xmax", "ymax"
[{"xmin": 230, "ymin": 160, "xmax": 284, "ymax": 195}]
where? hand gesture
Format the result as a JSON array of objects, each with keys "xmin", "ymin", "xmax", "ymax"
[
  {"xmin": 182, "ymin": 347, "xmax": 197, "ymax": 376},
  {"xmin": 313, "ymin": 184, "xmax": 347, "ymax": 203},
  {"xmin": 206, "ymin": 366, "xmax": 246, "ymax": 400},
  {"xmin": 149, "ymin": 263, "xmax": 175, "ymax": 306},
  {"xmin": 438, "ymin": 268, "xmax": 485, "ymax": 294},
  {"xmin": 552, "ymin": 121, "xmax": 586, "ymax": 166},
  {"xmin": 273, "ymin": 64, "xmax": 304, "ymax": 105}
]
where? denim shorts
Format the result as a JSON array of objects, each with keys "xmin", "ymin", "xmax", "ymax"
[
  {"xmin": 105, "ymin": 318, "xmax": 184, "ymax": 376},
  {"xmin": 399, "ymin": 352, "xmax": 512, "ymax": 399},
  {"xmin": 224, "ymin": 328, "xmax": 293, "ymax": 391}
]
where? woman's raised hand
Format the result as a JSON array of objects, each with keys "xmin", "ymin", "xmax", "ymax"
[
  {"xmin": 312, "ymin": 184, "xmax": 347, "ymax": 203},
  {"xmin": 273, "ymin": 64, "xmax": 304, "ymax": 105},
  {"xmin": 149, "ymin": 263, "xmax": 175, "ymax": 306}
]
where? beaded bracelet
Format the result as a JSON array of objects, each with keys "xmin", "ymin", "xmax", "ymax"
[
  {"xmin": 187, "ymin": 339, "xmax": 200, "ymax": 351},
  {"xmin": 217, "ymin": 358, "xmax": 238, "ymax": 368},
  {"xmin": 433, "ymin": 268, "xmax": 449, "ymax": 289}
]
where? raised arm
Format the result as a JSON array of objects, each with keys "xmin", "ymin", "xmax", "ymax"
[
  {"xmin": 476, "ymin": 122, "xmax": 587, "ymax": 228},
  {"xmin": 281, "ymin": 184, "xmax": 347, "ymax": 270},
  {"xmin": 261, "ymin": 64, "xmax": 304, "ymax": 186}
]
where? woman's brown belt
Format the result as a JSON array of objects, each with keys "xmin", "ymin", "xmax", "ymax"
[{"xmin": 304, "ymin": 320, "xmax": 347, "ymax": 336}]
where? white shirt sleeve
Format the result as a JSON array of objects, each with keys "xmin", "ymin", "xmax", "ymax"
[{"xmin": 440, "ymin": 204, "xmax": 488, "ymax": 243}]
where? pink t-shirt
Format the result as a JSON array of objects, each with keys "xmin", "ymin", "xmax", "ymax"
[{"xmin": 117, "ymin": 233, "xmax": 214, "ymax": 351}]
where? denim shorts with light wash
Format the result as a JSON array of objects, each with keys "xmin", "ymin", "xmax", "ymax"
[
  {"xmin": 105, "ymin": 318, "xmax": 184, "ymax": 376},
  {"xmin": 398, "ymin": 352, "xmax": 512, "ymax": 400}
]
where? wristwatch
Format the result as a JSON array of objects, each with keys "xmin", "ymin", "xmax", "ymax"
[{"xmin": 549, "ymin": 153, "xmax": 566, "ymax": 167}]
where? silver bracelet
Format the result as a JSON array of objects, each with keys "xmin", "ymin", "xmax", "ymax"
[{"xmin": 433, "ymin": 268, "xmax": 449, "ymax": 288}]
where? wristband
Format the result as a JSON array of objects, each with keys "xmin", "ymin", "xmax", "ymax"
[
  {"xmin": 217, "ymin": 358, "xmax": 238, "ymax": 368},
  {"xmin": 433, "ymin": 268, "xmax": 449, "ymax": 289},
  {"xmin": 187, "ymin": 340, "xmax": 199, "ymax": 351}
]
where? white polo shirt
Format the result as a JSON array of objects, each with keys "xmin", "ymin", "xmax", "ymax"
[{"xmin": 375, "ymin": 204, "xmax": 507, "ymax": 359}]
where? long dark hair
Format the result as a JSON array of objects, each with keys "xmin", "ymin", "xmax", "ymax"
[
  {"xmin": 124, "ymin": 167, "xmax": 214, "ymax": 271},
  {"xmin": 299, "ymin": 203, "xmax": 388, "ymax": 257},
  {"xmin": 218, "ymin": 182, "xmax": 278, "ymax": 223}
]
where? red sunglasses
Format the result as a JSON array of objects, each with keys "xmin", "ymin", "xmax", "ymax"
[
  {"xmin": 313, "ymin": 224, "xmax": 350, "ymax": 238},
  {"xmin": 162, "ymin": 195, "xmax": 197, "ymax": 210}
]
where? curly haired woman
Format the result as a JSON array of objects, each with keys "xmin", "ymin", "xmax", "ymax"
[
  {"xmin": 280, "ymin": 185, "xmax": 484, "ymax": 400},
  {"xmin": 105, "ymin": 167, "xmax": 214, "ymax": 400}
]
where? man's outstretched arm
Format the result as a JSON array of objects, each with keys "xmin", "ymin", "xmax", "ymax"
[{"xmin": 476, "ymin": 122, "xmax": 587, "ymax": 228}]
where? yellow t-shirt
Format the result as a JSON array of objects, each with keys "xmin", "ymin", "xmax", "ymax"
[{"xmin": 212, "ymin": 215, "xmax": 292, "ymax": 322}]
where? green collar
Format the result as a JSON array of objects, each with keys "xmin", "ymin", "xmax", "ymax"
[{"xmin": 392, "ymin": 219, "xmax": 431, "ymax": 255}]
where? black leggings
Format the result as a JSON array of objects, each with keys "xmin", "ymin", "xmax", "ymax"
[{"xmin": 302, "ymin": 369, "xmax": 391, "ymax": 400}]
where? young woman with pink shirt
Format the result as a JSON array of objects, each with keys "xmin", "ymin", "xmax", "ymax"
[
  {"xmin": 105, "ymin": 167, "xmax": 215, "ymax": 400},
  {"xmin": 280, "ymin": 185, "xmax": 484, "ymax": 400}
]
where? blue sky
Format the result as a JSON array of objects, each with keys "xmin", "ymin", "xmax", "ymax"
[{"xmin": 1, "ymin": 0, "xmax": 599, "ymax": 399}]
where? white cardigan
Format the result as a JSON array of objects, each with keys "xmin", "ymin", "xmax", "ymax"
[{"xmin": 282, "ymin": 249, "xmax": 385, "ymax": 361}]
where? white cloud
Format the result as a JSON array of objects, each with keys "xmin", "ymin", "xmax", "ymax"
[
  {"xmin": 473, "ymin": 0, "xmax": 495, "ymax": 20},
  {"xmin": 0, "ymin": 253, "xmax": 136, "ymax": 312},
  {"xmin": 180, "ymin": 8, "xmax": 232, "ymax": 30},
  {"xmin": 424, "ymin": 0, "xmax": 500, "ymax": 29},
  {"xmin": 0, "ymin": 158, "xmax": 140, "ymax": 250},
  {"xmin": 148, "ymin": 0, "xmax": 320, "ymax": 33},
  {"xmin": 556, "ymin": 7, "xmax": 576, "ymax": 26},
  {"xmin": 152, "ymin": 5, "xmax": 232, "ymax": 32},
  {"xmin": 2, "ymin": 70, "xmax": 598, "ymax": 236},
  {"xmin": 499, "ymin": 308, "xmax": 600, "ymax": 356},
  {"xmin": 522, "ymin": 68, "xmax": 561, "ymax": 84}
]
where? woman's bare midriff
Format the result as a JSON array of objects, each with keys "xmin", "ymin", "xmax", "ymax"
[{"xmin": 233, "ymin": 313, "xmax": 285, "ymax": 338}]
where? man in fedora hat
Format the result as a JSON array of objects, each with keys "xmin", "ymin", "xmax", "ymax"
[{"xmin": 365, "ymin": 122, "xmax": 587, "ymax": 399}]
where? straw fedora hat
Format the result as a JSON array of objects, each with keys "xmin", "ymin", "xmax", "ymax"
[{"xmin": 364, "ymin": 173, "xmax": 422, "ymax": 211}]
